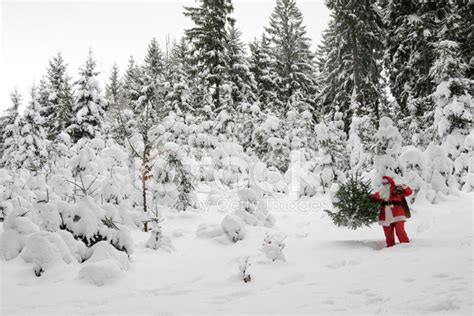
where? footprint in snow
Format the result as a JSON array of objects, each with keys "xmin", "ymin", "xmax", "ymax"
[
  {"xmin": 277, "ymin": 273, "xmax": 306, "ymax": 285},
  {"xmin": 325, "ymin": 260, "xmax": 346, "ymax": 269},
  {"xmin": 434, "ymin": 273, "xmax": 450, "ymax": 279},
  {"xmin": 322, "ymin": 299, "xmax": 334, "ymax": 305},
  {"xmin": 347, "ymin": 288, "xmax": 369, "ymax": 295},
  {"xmin": 402, "ymin": 277, "xmax": 415, "ymax": 283}
]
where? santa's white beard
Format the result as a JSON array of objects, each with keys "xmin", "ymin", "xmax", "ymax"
[{"xmin": 379, "ymin": 184, "xmax": 391, "ymax": 201}]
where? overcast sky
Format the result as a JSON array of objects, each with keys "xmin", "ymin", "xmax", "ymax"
[{"xmin": 0, "ymin": 0, "xmax": 330, "ymax": 113}]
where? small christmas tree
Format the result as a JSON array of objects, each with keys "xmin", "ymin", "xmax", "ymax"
[{"xmin": 325, "ymin": 175, "xmax": 379, "ymax": 230}]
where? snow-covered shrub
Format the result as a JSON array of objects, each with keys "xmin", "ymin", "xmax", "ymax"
[
  {"xmin": 347, "ymin": 114, "xmax": 375, "ymax": 176},
  {"xmin": 79, "ymin": 241, "xmax": 130, "ymax": 286},
  {"xmin": 153, "ymin": 142, "xmax": 197, "ymax": 212},
  {"xmin": 314, "ymin": 113, "xmax": 347, "ymax": 193},
  {"xmin": 145, "ymin": 217, "xmax": 174, "ymax": 252},
  {"xmin": 455, "ymin": 131, "xmax": 474, "ymax": 192},
  {"xmin": 221, "ymin": 214, "xmax": 246, "ymax": 242},
  {"xmin": 212, "ymin": 142, "xmax": 252, "ymax": 191},
  {"xmin": 373, "ymin": 117, "xmax": 403, "ymax": 187},
  {"xmin": 21, "ymin": 231, "xmax": 76, "ymax": 276},
  {"xmin": 239, "ymin": 257, "xmax": 251, "ymax": 283},
  {"xmin": 423, "ymin": 144, "xmax": 455, "ymax": 202},
  {"xmin": 253, "ymin": 112, "xmax": 289, "ymax": 173},
  {"xmin": 234, "ymin": 187, "xmax": 275, "ymax": 227},
  {"xmin": 0, "ymin": 211, "xmax": 39, "ymax": 260},
  {"xmin": 399, "ymin": 146, "xmax": 427, "ymax": 202},
  {"xmin": 59, "ymin": 197, "xmax": 133, "ymax": 255},
  {"xmin": 261, "ymin": 233, "xmax": 286, "ymax": 262}
]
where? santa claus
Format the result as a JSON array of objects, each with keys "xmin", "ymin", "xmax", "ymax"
[{"xmin": 371, "ymin": 176, "xmax": 412, "ymax": 247}]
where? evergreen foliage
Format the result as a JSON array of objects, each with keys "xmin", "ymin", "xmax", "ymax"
[{"xmin": 325, "ymin": 175, "xmax": 379, "ymax": 230}]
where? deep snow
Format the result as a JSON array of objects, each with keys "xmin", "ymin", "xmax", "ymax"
[{"xmin": 1, "ymin": 191, "xmax": 472, "ymax": 315}]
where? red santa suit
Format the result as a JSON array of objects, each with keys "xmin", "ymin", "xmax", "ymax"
[{"xmin": 371, "ymin": 176, "xmax": 412, "ymax": 247}]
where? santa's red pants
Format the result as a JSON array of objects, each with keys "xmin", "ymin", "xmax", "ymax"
[{"xmin": 383, "ymin": 221, "xmax": 410, "ymax": 247}]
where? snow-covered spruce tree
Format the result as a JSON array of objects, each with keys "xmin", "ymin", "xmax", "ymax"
[
  {"xmin": 286, "ymin": 94, "xmax": 316, "ymax": 156},
  {"xmin": 165, "ymin": 37, "xmax": 193, "ymax": 117},
  {"xmin": 265, "ymin": 0, "xmax": 317, "ymax": 115},
  {"xmin": 318, "ymin": 0, "xmax": 385, "ymax": 131},
  {"xmin": 423, "ymin": 144, "xmax": 455, "ymax": 202},
  {"xmin": 326, "ymin": 174, "xmax": 379, "ymax": 230},
  {"xmin": 40, "ymin": 52, "xmax": 74, "ymax": 140},
  {"xmin": 68, "ymin": 50, "xmax": 106, "ymax": 143},
  {"xmin": 248, "ymin": 34, "xmax": 277, "ymax": 110},
  {"xmin": 60, "ymin": 138, "xmax": 134, "ymax": 254},
  {"xmin": 105, "ymin": 62, "xmax": 127, "ymax": 144},
  {"xmin": 455, "ymin": 131, "xmax": 474, "ymax": 192},
  {"xmin": 430, "ymin": 18, "xmax": 473, "ymax": 165},
  {"xmin": 347, "ymin": 101, "xmax": 376, "ymax": 176},
  {"xmin": 399, "ymin": 146, "xmax": 427, "ymax": 202},
  {"xmin": 184, "ymin": 0, "xmax": 235, "ymax": 113},
  {"xmin": 122, "ymin": 55, "xmax": 142, "ymax": 113},
  {"xmin": 383, "ymin": 1, "xmax": 432, "ymax": 115},
  {"xmin": 136, "ymin": 38, "xmax": 167, "ymax": 121},
  {"xmin": 457, "ymin": 1, "xmax": 473, "ymax": 80},
  {"xmin": 373, "ymin": 117, "xmax": 403, "ymax": 187},
  {"xmin": 314, "ymin": 109, "xmax": 348, "ymax": 193},
  {"xmin": 1, "ymin": 89, "xmax": 22, "ymax": 169},
  {"xmin": 153, "ymin": 142, "xmax": 196, "ymax": 212},
  {"xmin": 14, "ymin": 85, "xmax": 48, "ymax": 172},
  {"xmin": 252, "ymin": 111, "xmax": 290, "ymax": 173},
  {"xmin": 225, "ymin": 25, "xmax": 256, "ymax": 107}
]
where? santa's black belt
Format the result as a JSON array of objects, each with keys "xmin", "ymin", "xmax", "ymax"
[{"xmin": 381, "ymin": 201, "xmax": 402, "ymax": 206}]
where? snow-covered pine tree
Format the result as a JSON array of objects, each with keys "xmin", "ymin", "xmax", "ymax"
[
  {"xmin": 184, "ymin": 0, "xmax": 235, "ymax": 113},
  {"xmin": 41, "ymin": 52, "xmax": 74, "ymax": 140},
  {"xmin": 248, "ymin": 35, "xmax": 277, "ymax": 110},
  {"xmin": 0, "ymin": 88, "xmax": 22, "ymax": 168},
  {"xmin": 429, "ymin": 4, "xmax": 473, "ymax": 167},
  {"xmin": 165, "ymin": 37, "xmax": 193, "ymax": 117},
  {"xmin": 153, "ymin": 142, "xmax": 196, "ymax": 212},
  {"xmin": 456, "ymin": 1, "xmax": 473, "ymax": 80},
  {"xmin": 373, "ymin": 117, "xmax": 403, "ymax": 188},
  {"xmin": 319, "ymin": 0, "xmax": 385, "ymax": 132},
  {"xmin": 225, "ymin": 25, "xmax": 256, "ymax": 107},
  {"xmin": 314, "ymin": 108, "xmax": 348, "ymax": 192},
  {"xmin": 105, "ymin": 62, "xmax": 128, "ymax": 144},
  {"xmin": 69, "ymin": 50, "xmax": 106, "ymax": 142},
  {"xmin": 13, "ymin": 85, "xmax": 48, "ymax": 172},
  {"xmin": 386, "ymin": 2, "xmax": 449, "ymax": 148},
  {"xmin": 265, "ymin": 0, "xmax": 316, "ymax": 115},
  {"xmin": 105, "ymin": 62, "xmax": 124, "ymax": 111},
  {"xmin": 1, "ymin": 89, "xmax": 21, "ymax": 169},
  {"xmin": 122, "ymin": 55, "xmax": 141, "ymax": 114},
  {"xmin": 136, "ymin": 38, "xmax": 166, "ymax": 121}
]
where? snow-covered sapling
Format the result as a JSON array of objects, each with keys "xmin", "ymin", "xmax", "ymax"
[
  {"xmin": 261, "ymin": 233, "xmax": 286, "ymax": 262},
  {"xmin": 239, "ymin": 257, "xmax": 252, "ymax": 283}
]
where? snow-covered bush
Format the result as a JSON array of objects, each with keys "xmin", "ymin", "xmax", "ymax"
[
  {"xmin": 21, "ymin": 231, "xmax": 76, "ymax": 276},
  {"xmin": 221, "ymin": 214, "xmax": 247, "ymax": 242},
  {"xmin": 212, "ymin": 142, "xmax": 252, "ymax": 191},
  {"xmin": 234, "ymin": 187, "xmax": 275, "ymax": 227},
  {"xmin": 373, "ymin": 117, "xmax": 403, "ymax": 187},
  {"xmin": 0, "ymin": 211, "xmax": 39, "ymax": 260},
  {"xmin": 455, "ymin": 131, "xmax": 474, "ymax": 192},
  {"xmin": 399, "ymin": 146, "xmax": 427, "ymax": 202},
  {"xmin": 79, "ymin": 241, "xmax": 130, "ymax": 286},
  {"xmin": 423, "ymin": 144, "xmax": 455, "ymax": 202},
  {"xmin": 261, "ymin": 233, "xmax": 286, "ymax": 262},
  {"xmin": 153, "ymin": 142, "xmax": 197, "ymax": 212},
  {"xmin": 253, "ymin": 112, "xmax": 290, "ymax": 173},
  {"xmin": 314, "ymin": 112, "xmax": 347, "ymax": 193}
]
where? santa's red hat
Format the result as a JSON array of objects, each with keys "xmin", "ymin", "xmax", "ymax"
[{"xmin": 382, "ymin": 176, "xmax": 395, "ymax": 186}]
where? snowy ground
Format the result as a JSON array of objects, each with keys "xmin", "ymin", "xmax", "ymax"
[{"xmin": 1, "ymin": 191, "xmax": 472, "ymax": 315}]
